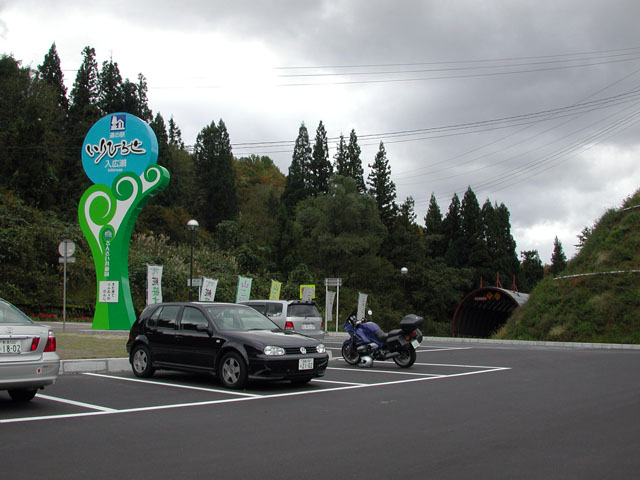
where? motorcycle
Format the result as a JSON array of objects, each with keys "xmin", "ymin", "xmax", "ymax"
[{"xmin": 341, "ymin": 310, "xmax": 424, "ymax": 368}]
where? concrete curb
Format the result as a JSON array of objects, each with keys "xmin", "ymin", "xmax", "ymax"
[
  {"xmin": 327, "ymin": 331, "xmax": 640, "ymax": 349},
  {"xmin": 420, "ymin": 336, "xmax": 640, "ymax": 350},
  {"xmin": 60, "ymin": 358, "xmax": 130, "ymax": 375}
]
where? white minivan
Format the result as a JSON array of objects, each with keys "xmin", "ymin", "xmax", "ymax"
[{"xmin": 239, "ymin": 300, "xmax": 325, "ymax": 341}]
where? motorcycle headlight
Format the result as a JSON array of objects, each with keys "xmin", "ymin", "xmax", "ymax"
[
  {"xmin": 316, "ymin": 344, "xmax": 326, "ymax": 354},
  {"xmin": 263, "ymin": 346, "xmax": 285, "ymax": 356}
]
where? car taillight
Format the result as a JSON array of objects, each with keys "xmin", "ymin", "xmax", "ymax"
[
  {"xmin": 285, "ymin": 321, "xmax": 294, "ymax": 331},
  {"xmin": 30, "ymin": 338, "xmax": 40, "ymax": 351},
  {"xmin": 44, "ymin": 331, "xmax": 56, "ymax": 352}
]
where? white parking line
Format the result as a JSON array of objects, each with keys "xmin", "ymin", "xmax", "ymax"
[
  {"xmin": 1, "ymin": 348, "xmax": 511, "ymax": 424},
  {"xmin": 328, "ymin": 366, "xmax": 444, "ymax": 377},
  {"xmin": 418, "ymin": 346, "xmax": 472, "ymax": 352},
  {"xmin": 1, "ymin": 365, "xmax": 509, "ymax": 424},
  {"xmin": 84, "ymin": 373, "xmax": 261, "ymax": 397},
  {"xmin": 313, "ymin": 379, "xmax": 367, "ymax": 386},
  {"xmin": 36, "ymin": 394, "xmax": 117, "ymax": 413}
]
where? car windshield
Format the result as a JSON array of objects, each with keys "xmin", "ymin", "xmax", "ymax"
[
  {"xmin": 205, "ymin": 305, "xmax": 280, "ymax": 332},
  {"xmin": 0, "ymin": 299, "xmax": 34, "ymax": 325},
  {"xmin": 288, "ymin": 304, "xmax": 321, "ymax": 317}
]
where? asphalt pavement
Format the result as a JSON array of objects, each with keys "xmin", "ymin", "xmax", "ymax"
[{"xmin": 2, "ymin": 335, "xmax": 639, "ymax": 479}]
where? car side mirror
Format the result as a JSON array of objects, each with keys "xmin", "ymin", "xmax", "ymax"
[{"xmin": 196, "ymin": 324, "xmax": 214, "ymax": 336}]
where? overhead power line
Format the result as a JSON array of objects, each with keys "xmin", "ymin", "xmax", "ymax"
[
  {"xmin": 275, "ymin": 46, "xmax": 640, "ymax": 70},
  {"xmin": 231, "ymin": 87, "xmax": 640, "ymax": 152}
]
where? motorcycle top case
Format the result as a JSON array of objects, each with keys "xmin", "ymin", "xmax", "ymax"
[{"xmin": 400, "ymin": 314, "xmax": 424, "ymax": 333}]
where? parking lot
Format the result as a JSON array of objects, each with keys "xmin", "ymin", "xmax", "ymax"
[
  {"xmin": 2, "ymin": 337, "xmax": 639, "ymax": 479},
  {"xmin": 1, "ymin": 339, "xmax": 508, "ymax": 424}
]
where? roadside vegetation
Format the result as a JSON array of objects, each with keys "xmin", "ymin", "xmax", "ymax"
[{"xmin": 496, "ymin": 190, "xmax": 640, "ymax": 344}]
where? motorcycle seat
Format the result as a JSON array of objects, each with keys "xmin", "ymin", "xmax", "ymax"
[
  {"xmin": 376, "ymin": 328, "xmax": 402, "ymax": 342},
  {"xmin": 375, "ymin": 330, "xmax": 388, "ymax": 342}
]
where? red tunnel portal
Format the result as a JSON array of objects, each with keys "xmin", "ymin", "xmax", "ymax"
[{"xmin": 452, "ymin": 287, "xmax": 530, "ymax": 338}]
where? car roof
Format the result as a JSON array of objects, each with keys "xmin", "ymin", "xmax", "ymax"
[
  {"xmin": 145, "ymin": 301, "xmax": 246, "ymax": 309},
  {"xmin": 240, "ymin": 300, "xmax": 315, "ymax": 305}
]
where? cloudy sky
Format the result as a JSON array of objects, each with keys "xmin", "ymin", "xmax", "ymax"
[{"xmin": 2, "ymin": 0, "xmax": 640, "ymax": 264}]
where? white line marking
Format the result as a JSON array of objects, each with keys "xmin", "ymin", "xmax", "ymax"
[
  {"xmin": 328, "ymin": 366, "xmax": 443, "ymax": 377},
  {"xmin": 0, "ymin": 364, "xmax": 510, "ymax": 424},
  {"xmin": 36, "ymin": 394, "xmax": 117, "ymax": 412},
  {"xmin": 418, "ymin": 346, "xmax": 472, "ymax": 352},
  {"xmin": 312, "ymin": 379, "xmax": 366, "ymax": 386},
  {"xmin": 83, "ymin": 373, "xmax": 261, "ymax": 397},
  {"xmin": 0, "ymin": 411, "xmax": 112, "ymax": 424}
]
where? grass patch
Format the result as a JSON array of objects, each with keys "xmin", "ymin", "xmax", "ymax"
[{"xmin": 56, "ymin": 333, "xmax": 129, "ymax": 360}]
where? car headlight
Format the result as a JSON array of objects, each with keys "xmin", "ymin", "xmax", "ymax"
[
  {"xmin": 316, "ymin": 344, "xmax": 326, "ymax": 354},
  {"xmin": 264, "ymin": 345, "xmax": 285, "ymax": 356}
]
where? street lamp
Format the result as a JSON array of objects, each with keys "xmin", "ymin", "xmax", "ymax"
[
  {"xmin": 401, "ymin": 267, "xmax": 408, "ymax": 295},
  {"xmin": 187, "ymin": 219, "xmax": 199, "ymax": 301}
]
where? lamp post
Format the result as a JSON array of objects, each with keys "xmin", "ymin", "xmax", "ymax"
[
  {"xmin": 401, "ymin": 267, "xmax": 408, "ymax": 295},
  {"xmin": 187, "ymin": 219, "xmax": 199, "ymax": 301}
]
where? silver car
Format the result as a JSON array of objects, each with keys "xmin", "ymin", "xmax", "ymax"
[
  {"xmin": 239, "ymin": 300, "xmax": 325, "ymax": 341},
  {"xmin": 0, "ymin": 298, "xmax": 60, "ymax": 402}
]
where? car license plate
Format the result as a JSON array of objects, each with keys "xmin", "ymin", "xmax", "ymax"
[
  {"xmin": 301, "ymin": 324, "xmax": 315, "ymax": 330},
  {"xmin": 411, "ymin": 339, "xmax": 420, "ymax": 349},
  {"xmin": 0, "ymin": 339, "xmax": 21, "ymax": 354},
  {"xmin": 299, "ymin": 358, "xmax": 313, "ymax": 370}
]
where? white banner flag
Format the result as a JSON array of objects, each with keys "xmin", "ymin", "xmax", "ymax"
[
  {"xmin": 326, "ymin": 291, "xmax": 336, "ymax": 323},
  {"xmin": 200, "ymin": 277, "xmax": 218, "ymax": 302},
  {"xmin": 146, "ymin": 265, "xmax": 163, "ymax": 305},
  {"xmin": 236, "ymin": 276, "xmax": 252, "ymax": 302},
  {"xmin": 356, "ymin": 292, "xmax": 368, "ymax": 322}
]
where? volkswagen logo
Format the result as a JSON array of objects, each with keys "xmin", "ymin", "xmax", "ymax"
[{"xmin": 300, "ymin": 347, "xmax": 307, "ymax": 354}]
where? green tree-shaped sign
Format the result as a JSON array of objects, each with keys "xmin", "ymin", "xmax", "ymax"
[{"xmin": 78, "ymin": 113, "xmax": 169, "ymax": 329}]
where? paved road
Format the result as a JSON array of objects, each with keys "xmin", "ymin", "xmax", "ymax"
[{"xmin": 1, "ymin": 339, "xmax": 638, "ymax": 479}]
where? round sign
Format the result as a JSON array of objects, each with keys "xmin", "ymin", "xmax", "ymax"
[
  {"xmin": 58, "ymin": 239, "xmax": 76, "ymax": 257},
  {"xmin": 81, "ymin": 113, "xmax": 158, "ymax": 186}
]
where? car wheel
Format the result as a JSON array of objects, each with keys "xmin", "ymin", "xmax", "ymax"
[
  {"xmin": 131, "ymin": 344, "xmax": 155, "ymax": 378},
  {"xmin": 8, "ymin": 388, "xmax": 38, "ymax": 402},
  {"xmin": 218, "ymin": 351, "xmax": 247, "ymax": 389}
]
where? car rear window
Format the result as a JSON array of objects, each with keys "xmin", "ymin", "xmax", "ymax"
[
  {"xmin": 266, "ymin": 303, "xmax": 283, "ymax": 317},
  {"xmin": 288, "ymin": 304, "xmax": 320, "ymax": 317},
  {"xmin": 0, "ymin": 300, "xmax": 33, "ymax": 325}
]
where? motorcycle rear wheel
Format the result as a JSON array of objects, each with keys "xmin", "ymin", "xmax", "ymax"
[
  {"xmin": 393, "ymin": 347, "xmax": 417, "ymax": 368},
  {"xmin": 342, "ymin": 343, "xmax": 360, "ymax": 365}
]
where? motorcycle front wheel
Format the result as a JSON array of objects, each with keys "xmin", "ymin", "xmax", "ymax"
[
  {"xmin": 342, "ymin": 343, "xmax": 360, "ymax": 365},
  {"xmin": 393, "ymin": 347, "xmax": 417, "ymax": 368}
]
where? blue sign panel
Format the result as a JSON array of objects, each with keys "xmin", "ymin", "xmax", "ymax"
[{"xmin": 82, "ymin": 113, "xmax": 158, "ymax": 186}]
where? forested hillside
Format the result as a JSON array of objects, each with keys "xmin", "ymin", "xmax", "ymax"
[{"xmin": 1, "ymin": 45, "xmax": 550, "ymax": 333}]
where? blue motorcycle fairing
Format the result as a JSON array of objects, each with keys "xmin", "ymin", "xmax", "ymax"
[{"xmin": 343, "ymin": 321, "xmax": 385, "ymax": 348}]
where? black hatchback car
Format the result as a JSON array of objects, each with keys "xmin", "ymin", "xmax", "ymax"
[{"xmin": 126, "ymin": 302, "xmax": 329, "ymax": 389}]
